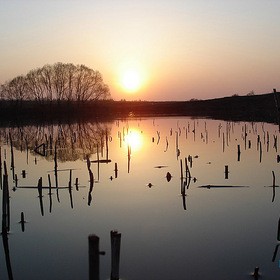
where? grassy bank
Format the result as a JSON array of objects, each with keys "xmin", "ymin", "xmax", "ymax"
[{"xmin": 0, "ymin": 93, "xmax": 278, "ymax": 125}]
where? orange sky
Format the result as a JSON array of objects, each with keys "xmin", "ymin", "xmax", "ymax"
[{"xmin": 1, "ymin": 1, "xmax": 280, "ymax": 101}]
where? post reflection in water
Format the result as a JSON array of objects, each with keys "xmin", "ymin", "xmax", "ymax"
[
  {"xmin": 2, "ymin": 161, "xmax": 13, "ymax": 280},
  {"xmin": 0, "ymin": 118, "xmax": 280, "ymax": 279},
  {"xmin": 123, "ymin": 128, "xmax": 143, "ymax": 173}
]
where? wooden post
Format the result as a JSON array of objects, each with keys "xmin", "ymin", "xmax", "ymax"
[
  {"xmin": 257, "ymin": 135, "xmax": 260, "ymax": 151},
  {"xmin": 259, "ymin": 141, "xmax": 262, "ymax": 163},
  {"xmin": 37, "ymin": 177, "xmax": 44, "ymax": 216},
  {"xmin": 188, "ymin": 155, "xmax": 193, "ymax": 168},
  {"xmin": 75, "ymin": 177, "xmax": 79, "ymax": 191},
  {"xmin": 244, "ymin": 124, "xmax": 247, "ymax": 150},
  {"xmin": 87, "ymin": 155, "xmax": 95, "ymax": 206},
  {"xmin": 156, "ymin": 131, "xmax": 160, "ymax": 145},
  {"xmin": 225, "ymin": 165, "xmax": 229, "ymax": 179},
  {"xmin": 253, "ymin": 267, "xmax": 259, "ymax": 279},
  {"xmin": 9, "ymin": 133, "xmax": 15, "ymax": 180},
  {"xmin": 164, "ymin": 137, "xmax": 169, "ymax": 152},
  {"xmin": 68, "ymin": 169, "xmax": 73, "ymax": 209},
  {"xmin": 181, "ymin": 180, "xmax": 187, "ymax": 210},
  {"xmin": 105, "ymin": 129, "xmax": 109, "ymax": 161},
  {"xmin": 127, "ymin": 145, "xmax": 131, "ymax": 174},
  {"xmin": 89, "ymin": 234, "xmax": 100, "ymax": 280},
  {"xmin": 48, "ymin": 174, "xmax": 52, "ymax": 213},
  {"xmin": 248, "ymin": 140, "xmax": 251, "ymax": 149},
  {"xmin": 273, "ymin": 135, "xmax": 278, "ymax": 152},
  {"xmin": 114, "ymin": 163, "xmax": 118, "ymax": 178},
  {"xmin": 111, "ymin": 230, "xmax": 121, "ymax": 280},
  {"xmin": 20, "ymin": 212, "xmax": 25, "ymax": 232},
  {"xmin": 237, "ymin": 145, "xmax": 241, "ymax": 161},
  {"xmin": 272, "ymin": 171, "xmax": 276, "ymax": 202},
  {"xmin": 14, "ymin": 174, "xmax": 18, "ymax": 188},
  {"xmin": 185, "ymin": 157, "xmax": 191, "ymax": 189}
]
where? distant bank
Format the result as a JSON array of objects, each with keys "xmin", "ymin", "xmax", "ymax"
[{"xmin": 0, "ymin": 92, "xmax": 278, "ymax": 125}]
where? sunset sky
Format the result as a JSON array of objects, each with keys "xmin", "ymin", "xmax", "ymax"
[{"xmin": 1, "ymin": 0, "xmax": 280, "ymax": 101}]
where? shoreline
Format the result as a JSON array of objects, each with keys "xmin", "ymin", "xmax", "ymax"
[{"xmin": 0, "ymin": 92, "xmax": 278, "ymax": 126}]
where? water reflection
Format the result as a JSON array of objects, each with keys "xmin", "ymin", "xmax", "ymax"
[
  {"xmin": 1, "ymin": 231, "xmax": 13, "ymax": 280},
  {"xmin": 124, "ymin": 129, "xmax": 143, "ymax": 152},
  {"xmin": 0, "ymin": 122, "xmax": 112, "ymax": 162},
  {"xmin": 1, "ymin": 118, "xmax": 280, "ymax": 279},
  {"xmin": 1, "ymin": 161, "xmax": 13, "ymax": 280}
]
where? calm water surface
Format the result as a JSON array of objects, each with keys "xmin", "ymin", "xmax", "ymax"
[{"xmin": 1, "ymin": 117, "xmax": 280, "ymax": 280}]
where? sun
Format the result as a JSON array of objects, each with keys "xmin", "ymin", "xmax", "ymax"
[{"xmin": 121, "ymin": 69, "xmax": 141, "ymax": 92}]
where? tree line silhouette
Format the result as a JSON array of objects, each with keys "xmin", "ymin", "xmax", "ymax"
[{"xmin": 0, "ymin": 62, "xmax": 110, "ymax": 103}]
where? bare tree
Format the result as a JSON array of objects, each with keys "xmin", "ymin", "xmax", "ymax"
[{"xmin": 1, "ymin": 62, "xmax": 110, "ymax": 103}]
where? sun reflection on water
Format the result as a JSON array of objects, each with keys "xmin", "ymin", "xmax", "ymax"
[{"xmin": 124, "ymin": 129, "xmax": 143, "ymax": 152}]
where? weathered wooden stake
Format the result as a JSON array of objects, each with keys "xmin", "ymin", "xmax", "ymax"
[
  {"xmin": 48, "ymin": 174, "xmax": 52, "ymax": 213},
  {"xmin": 274, "ymin": 135, "xmax": 278, "ymax": 152},
  {"xmin": 259, "ymin": 141, "xmax": 262, "ymax": 163},
  {"xmin": 37, "ymin": 177, "xmax": 44, "ymax": 216},
  {"xmin": 89, "ymin": 234, "xmax": 100, "ymax": 280},
  {"xmin": 127, "ymin": 145, "xmax": 131, "ymax": 174},
  {"xmin": 114, "ymin": 163, "xmax": 118, "ymax": 178},
  {"xmin": 237, "ymin": 145, "xmax": 241, "ymax": 161},
  {"xmin": 257, "ymin": 135, "xmax": 260, "ymax": 151},
  {"xmin": 20, "ymin": 212, "xmax": 25, "ymax": 232},
  {"xmin": 111, "ymin": 230, "xmax": 121, "ymax": 280},
  {"xmin": 14, "ymin": 174, "xmax": 18, "ymax": 188},
  {"xmin": 164, "ymin": 137, "xmax": 169, "ymax": 152},
  {"xmin": 188, "ymin": 155, "xmax": 193, "ymax": 168},
  {"xmin": 156, "ymin": 131, "xmax": 160, "ymax": 145},
  {"xmin": 244, "ymin": 124, "xmax": 247, "ymax": 150},
  {"xmin": 253, "ymin": 267, "xmax": 259, "ymax": 279},
  {"xmin": 224, "ymin": 165, "xmax": 229, "ymax": 179},
  {"xmin": 248, "ymin": 140, "xmax": 251, "ymax": 149},
  {"xmin": 68, "ymin": 169, "xmax": 73, "ymax": 209},
  {"xmin": 9, "ymin": 133, "xmax": 15, "ymax": 180},
  {"xmin": 75, "ymin": 177, "xmax": 79, "ymax": 191},
  {"xmin": 105, "ymin": 129, "xmax": 109, "ymax": 161}
]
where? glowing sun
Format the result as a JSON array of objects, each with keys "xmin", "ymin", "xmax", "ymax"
[{"xmin": 121, "ymin": 70, "xmax": 141, "ymax": 92}]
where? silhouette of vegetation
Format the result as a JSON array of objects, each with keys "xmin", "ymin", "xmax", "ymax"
[
  {"xmin": 0, "ymin": 62, "xmax": 110, "ymax": 103},
  {"xmin": 247, "ymin": 90, "xmax": 255, "ymax": 96},
  {"xmin": 0, "ymin": 65, "xmax": 279, "ymax": 125}
]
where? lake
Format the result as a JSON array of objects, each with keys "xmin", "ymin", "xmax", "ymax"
[{"xmin": 1, "ymin": 117, "xmax": 280, "ymax": 280}]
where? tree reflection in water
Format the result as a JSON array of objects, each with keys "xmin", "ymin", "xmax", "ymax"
[{"xmin": 0, "ymin": 122, "xmax": 112, "ymax": 162}]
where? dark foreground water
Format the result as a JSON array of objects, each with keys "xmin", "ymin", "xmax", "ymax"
[{"xmin": 0, "ymin": 117, "xmax": 280, "ymax": 280}]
